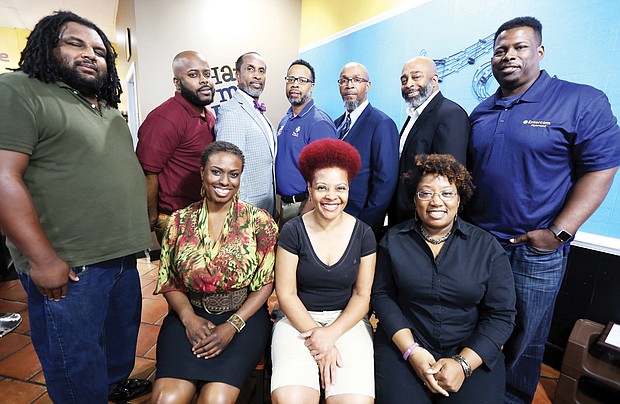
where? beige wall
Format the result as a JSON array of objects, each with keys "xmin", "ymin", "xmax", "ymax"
[
  {"xmin": 115, "ymin": 0, "xmax": 138, "ymax": 111},
  {"xmin": 116, "ymin": 0, "xmax": 302, "ymax": 126}
]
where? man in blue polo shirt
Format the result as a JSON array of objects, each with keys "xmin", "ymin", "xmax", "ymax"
[
  {"xmin": 466, "ymin": 17, "xmax": 620, "ymax": 403},
  {"xmin": 276, "ymin": 59, "xmax": 337, "ymax": 225}
]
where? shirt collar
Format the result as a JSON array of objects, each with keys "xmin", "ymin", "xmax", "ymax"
[
  {"xmin": 56, "ymin": 80, "xmax": 107, "ymax": 108},
  {"xmin": 173, "ymin": 91, "xmax": 204, "ymax": 117},
  {"xmin": 397, "ymin": 215, "xmax": 471, "ymax": 239},
  {"xmin": 347, "ymin": 99, "xmax": 369, "ymax": 125},
  {"xmin": 406, "ymin": 90, "xmax": 439, "ymax": 117},
  {"xmin": 237, "ymin": 88, "xmax": 258, "ymax": 104},
  {"xmin": 287, "ymin": 98, "xmax": 316, "ymax": 118},
  {"xmin": 491, "ymin": 70, "xmax": 551, "ymax": 107}
]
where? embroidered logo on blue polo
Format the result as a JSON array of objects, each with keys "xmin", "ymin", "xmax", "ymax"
[
  {"xmin": 277, "ymin": 126, "xmax": 284, "ymax": 137},
  {"xmin": 291, "ymin": 126, "xmax": 301, "ymax": 137},
  {"xmin": 523, "ymin": 119, "xmax": 551, "ymax": 128}
]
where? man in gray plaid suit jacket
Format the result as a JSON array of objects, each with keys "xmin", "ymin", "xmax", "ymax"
[{"xmin": 215, "ymin": 52, "xmax": 276, "ymax": 216}]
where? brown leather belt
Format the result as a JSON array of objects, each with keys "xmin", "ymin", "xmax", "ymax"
[{"xmin": 188, "ymin": 287, "xmax": 248, "ymax": 314}]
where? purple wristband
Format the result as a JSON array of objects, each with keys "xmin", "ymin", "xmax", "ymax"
[{"xmin": 403, "ymin": 342, "xmax": 420, "ymax": 361}]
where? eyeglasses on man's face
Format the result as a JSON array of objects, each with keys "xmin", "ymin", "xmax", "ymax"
[
  {"xmin": 337, "ymin": 77, "xmax": 369, "ymax": 86},
  {"xmin": 285, "ymin": 76, "xmax": 313, "ymax": 84},
  {"xmin": 416, "ymin": 190, "xmax": 457, "ymax": 201}
]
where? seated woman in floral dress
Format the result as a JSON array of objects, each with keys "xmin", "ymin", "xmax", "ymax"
[{"xmin": 150, "ymin": 141, "xmax": 278, "ymax": 404}]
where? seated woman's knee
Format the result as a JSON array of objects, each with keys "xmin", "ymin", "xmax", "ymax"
[
  {"xmin": 197, "ymin": 382, "xmax": 239, "ymax": 404},
  {"xmin": 271, "ymin": 386, "xmax": 320, "ymax": 404},
  {"xmin": 150, "ymin": 383, "xmax": 196, "ymax": 404}
]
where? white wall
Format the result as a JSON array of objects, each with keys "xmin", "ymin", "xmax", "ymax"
[{"xmin": 116, "ymin": 0, "xmax": 302, "ymax": 126}]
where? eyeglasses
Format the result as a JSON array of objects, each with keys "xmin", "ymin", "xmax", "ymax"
[
  {"xmin": 416, "ymin": 190, "xmax": 457, "ymax": 201},
  {"xmin": 337, "ymin": 77, "xmax": 369, "ymax": 86},
  {"xmin": 285, "ymin": 76, "xmax": 313, "ymax": 84}
]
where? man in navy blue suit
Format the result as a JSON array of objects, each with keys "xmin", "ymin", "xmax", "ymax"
[
  {"xmin": 334, "ymin": 62, "xmax": 399, "ymax": 237},
  {"xmin": 388, "ymin": 57, "xmax": 470, "ymax": 226}
]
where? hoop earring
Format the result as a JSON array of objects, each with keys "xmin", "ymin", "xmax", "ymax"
[{"xmin": 200, "ymin": 185, "xmax": 206, "ymax": 198}]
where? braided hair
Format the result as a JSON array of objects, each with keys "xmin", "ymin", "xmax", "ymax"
[{"xmin": 17, "ymin": 11, "xmax": 122, "ymax": 108}]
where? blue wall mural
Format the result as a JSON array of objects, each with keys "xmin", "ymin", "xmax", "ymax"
[{"xmin": 301, "ymin": 0, "xmax": 620, "ymax": 242}]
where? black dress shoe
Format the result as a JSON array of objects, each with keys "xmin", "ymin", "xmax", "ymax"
[{"xmin": 108, "ymin": 378, "xmax": 152, "ymax": 403}]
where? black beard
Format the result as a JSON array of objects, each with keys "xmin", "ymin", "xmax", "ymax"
[
  {"xmin": 288, "ymin": 94, "xmax": 309, "ymax": 107},
  {"xmin": 56, "ymin": 59, "xmax": 104, "ymax": 98},
  {"xmin": 179, "ymin": 81, "xmax": 214, "ymax": 107}
]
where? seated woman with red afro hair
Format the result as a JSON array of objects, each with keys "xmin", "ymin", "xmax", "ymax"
[{"xmin": 271, "ymin": 139, "xmax": 376, "ymax": 404}]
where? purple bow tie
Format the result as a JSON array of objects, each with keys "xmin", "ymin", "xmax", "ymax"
[{"xmin": 253, "ymin": 99, "xmax": 267, "ymax": 113}]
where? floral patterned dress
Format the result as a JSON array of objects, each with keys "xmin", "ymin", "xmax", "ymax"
[
  {"xmin": 155, "ymin": 196, "xmax": 278, "ymax": 295},
  {"xmin": 153, "ymin": 196, "xmax": 278, "ymax": 386}
]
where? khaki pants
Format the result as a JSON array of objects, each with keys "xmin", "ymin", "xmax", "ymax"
[{"xmin": 278, "ymin": 199, "xmax": 307, "ymax": 228}]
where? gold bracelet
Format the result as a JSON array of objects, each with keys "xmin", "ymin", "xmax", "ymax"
[{"xmin": 226, "ymin": 313, "xmax": 246, "ymax": 333}]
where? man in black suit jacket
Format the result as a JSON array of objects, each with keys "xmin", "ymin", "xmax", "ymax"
[
  {"xmin": 334, "ymin": 62, "xmax": 399, "ymax": 236},
  {"xmin": 389, "ymin": 57, "xmax": 470, "ymax": 226}
]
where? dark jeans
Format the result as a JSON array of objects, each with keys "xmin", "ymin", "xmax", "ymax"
[
  {"xmin": 503, "ymin": 244, "xmax": 568, "ymax": 404},
  {"xmin": 18, "ymin": 254, "xmax": 142, "ymax": 403}
]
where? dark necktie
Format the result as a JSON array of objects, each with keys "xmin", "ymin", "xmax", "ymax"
[
  {"xmin": 338, "ymin": 113, "xmax": 351, "ymax": 139},
  {"xmin": 253, "ymin": 99, "xmax": 267, "ymax": 114}
]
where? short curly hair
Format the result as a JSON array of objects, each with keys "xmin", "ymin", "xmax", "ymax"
[
  {"xmin": 298, "ymin": 139, "xmax": 361, "ymax": 183},
  {"xmin": 200, "ymin": 141, "xmax": 245, "ymax": 170},
  {"xmin": 403, "ymin": 154, "xmax": 474, "ymax": 207}
]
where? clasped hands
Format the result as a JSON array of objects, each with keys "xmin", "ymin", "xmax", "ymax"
[
  {"xmin": 184, "ymin": 315, "xmax": 235, "ymax": 359},
  {"xmin": 300, "ymin": 326, "xmax": 342, "ymax": 392},
  {"xmin": 409, "ymin": 348, "xmax": 466, "ymax": 397}
]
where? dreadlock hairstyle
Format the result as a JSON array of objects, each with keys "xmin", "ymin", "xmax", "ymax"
[{"xmin": 17, "ymin": 11, "xmax": 122, "ymax": 108}]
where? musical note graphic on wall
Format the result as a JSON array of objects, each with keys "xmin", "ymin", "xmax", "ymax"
[{"xmin": 430, "ymin": 33, "xmax": 496, "ymax": 101}]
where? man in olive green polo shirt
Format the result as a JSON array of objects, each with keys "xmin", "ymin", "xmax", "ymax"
[{"xmin": 0, "ymin": 11, "xmax": 152, "ymax": 403}]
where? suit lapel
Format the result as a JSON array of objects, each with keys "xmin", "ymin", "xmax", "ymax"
[
  {"xmin": 235, "ymin": 90, "xmax": 275, "ymax": 156},
  {"xmin": 401, "ymin": 92, "xmax": 444, "ymax": 155},
  {"xmin": 335, "ymin": 113, "xmax": 344, "ymax": 128},
  {"xmin": 399, "ymin": 116, "xmax": 411, "ymax": 137},
  {"xmin": 344, "ymin": 104, "xmax": 373, "ymax": 141}
]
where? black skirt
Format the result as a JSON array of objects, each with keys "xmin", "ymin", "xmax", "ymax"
[{"xmin": 155, "ymin": 304, "xmax": 271, "ymax": 388}]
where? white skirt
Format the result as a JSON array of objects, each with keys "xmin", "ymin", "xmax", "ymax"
[{"xmin": 270, "ymin": 310, "xmax": 375, "ymax": 398}]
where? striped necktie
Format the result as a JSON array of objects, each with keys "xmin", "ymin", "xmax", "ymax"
[{"xmin": 338, "ymin": 113, "xmax": 351, "ymax": 139}]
